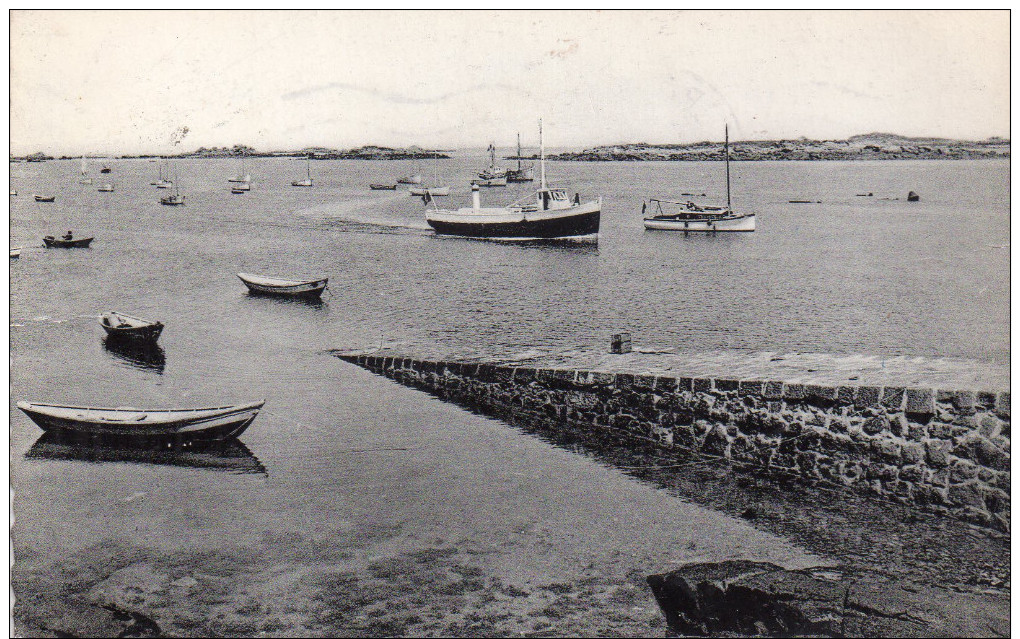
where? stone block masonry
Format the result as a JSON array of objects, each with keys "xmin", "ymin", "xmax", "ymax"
[{"xmin": 335, "ymin": 352, "xmax": 1010, "ymax": 533}]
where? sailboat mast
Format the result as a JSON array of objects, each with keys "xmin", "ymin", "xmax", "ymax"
[
  {"xmin": 517, "ymin": 133, "xmax": 522, "ymax": 171},
  {"xmin": 539, "ymin": 119, "xmax": 546, "ymax": 190},
  {"xmin": 725, "ymin": 124, "xmax": 731, "ymax": 211}
]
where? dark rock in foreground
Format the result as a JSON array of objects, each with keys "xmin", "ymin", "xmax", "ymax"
[{"xmin": 647, "ymin": 560, "xmax": 1009, "ymax": 637}]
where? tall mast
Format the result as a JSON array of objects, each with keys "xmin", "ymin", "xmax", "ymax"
[
  {"xmin": 517, "ymin": 133, "xmax": 522, "ymax": 171},
  {"xmin": 725, "ymin": 124, "xmax": 731, "ymax": 211},
  {"xmin": 539, "ymin": 119, "xmax": 546, "ymax": 190}
]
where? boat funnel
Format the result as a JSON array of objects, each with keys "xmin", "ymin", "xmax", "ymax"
[{"xmin": 472, "ymin": 183, "xmax": 481, "ymax": 210}]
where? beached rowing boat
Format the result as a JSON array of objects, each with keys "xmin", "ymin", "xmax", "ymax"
[
  {"xmin": 16, "ymin": 400, "xmax": 266, "ymax": 441},
  {"xmin": 237, "ymin": 272, "xmax": 328, "ymax": 297}
]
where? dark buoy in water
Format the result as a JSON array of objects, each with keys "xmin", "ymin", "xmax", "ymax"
[{"xmin": 907, "ymin": 191, "xmax": 920, "ymax": 202}]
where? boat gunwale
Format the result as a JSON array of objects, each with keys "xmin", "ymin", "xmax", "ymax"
[{"xmin": 237, "ymin": 272, "xmax": 328, "ymax": 288}]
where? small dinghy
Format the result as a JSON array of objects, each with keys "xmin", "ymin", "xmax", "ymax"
[
  {"xmin": 34, "ymin": 195, "xmax": 55, "ymax": 202},
  {"xmin": 370, "ymin": 184, "xmax": 397, "ymax": 190},
  {"xmin": 100, "ymin": 312, "xmax": 164, "ymax": 342},
  {"xmin": 16, "ymin": 400, "xmax": 266, "ymax": 441},
  {"xmin": 238, "ymin": 272, "xmax": 328, "ymax": 298},
  {"xmin": 10, "ymin": 247, "xmax": 21, "ymax": 259},
  {"xmin": 43, "ymin": 235, "xmax": 93, "ymax": 248}
]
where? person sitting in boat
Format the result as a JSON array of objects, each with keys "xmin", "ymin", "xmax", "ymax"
[
  {"xmin": 686, "ymin": 201, "xmax": 702, "ymax": 212},
  {"xmin": 62, "ymin": 230, "xmax": 73, "ymax": 241}
]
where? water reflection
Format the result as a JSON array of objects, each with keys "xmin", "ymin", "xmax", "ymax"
[
  {"xmin": 25, "ymin": 432, "xmax": 267, "ymax": 475},
  {"xmin": 103, "ymin": 337, "xmax": 166, "ymax": 373},
  {"xmin": 244, "ymin": 291, "xmax": 329, "ymax": 309}
]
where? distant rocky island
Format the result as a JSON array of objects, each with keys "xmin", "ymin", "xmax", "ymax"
[
  {"xmin": 545, "ymin": 133, "xmax": 1009, "ymax": 162},
  {"xmin": 12, "ymin": 145, "xmax": 449, "ymax": 162}
]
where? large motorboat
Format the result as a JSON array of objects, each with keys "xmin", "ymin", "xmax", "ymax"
[
  {"xmin": 426, "ymin": 120, "xmax": 600, "ymax": 242},
  {"xmin": 642, "ymin": 125, "xmax": 755, "ymax": 233}
]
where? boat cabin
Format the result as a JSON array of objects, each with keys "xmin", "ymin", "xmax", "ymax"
[
  {"xmin": 644, "ymin": 198, "xmax": 734, "ymax": 220},
  {"xmin": 537, "ymin": 188, "xmax": 578, "ymax": 211}
]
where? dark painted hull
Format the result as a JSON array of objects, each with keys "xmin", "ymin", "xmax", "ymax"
[
  {"xmin": 101, "ymin": 322, "xmax": 164, "ymax": 342},
  {"xmin": 370, "ymin": 184, "xmax": 397, "ymax": 190},
  {"xmin": 43, "ymin": 236, "xmax": 93, "ymax": 248},
  {"xmin": 34, "ymin": 196, "xmax": 55, "ymax": 202},
  {"xmin": 428, "ymin": 209, "xmax": 600, "ymax": 240}
]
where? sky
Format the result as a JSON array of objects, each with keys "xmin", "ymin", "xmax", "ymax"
[{"xmin": 8, "ymin": 10, "xmax": 1011, "ymax": 156}]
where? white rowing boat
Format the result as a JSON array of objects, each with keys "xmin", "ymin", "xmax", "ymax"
[
  {"xmin": 16, "ymin": 400, "xmax": 265, "ymax": 440},
  {"xmin": 237, "ymin": 272, "xmax": 328, "ymax": 297}
]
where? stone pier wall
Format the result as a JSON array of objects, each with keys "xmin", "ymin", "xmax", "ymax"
[{"xmin": 336, "ymin": 353, "xmax": 1010, "ymax": 532}]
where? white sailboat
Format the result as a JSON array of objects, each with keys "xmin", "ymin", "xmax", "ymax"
[
  {"xmin": 642, "ymin": 125, "xmax": 756, "ymax": 233},
  {"xmin": 291, "ymin": 156, "xmax": 313, "ymax": 187},
  {"xmin": 229, "ymin": 152, "xmax": 251, "ymax": 184},
  {"xmin": 409, "ymin": 151, "xmax": 450, "ymax": 197},
  {"xmin": 79, "ymin": 155, "xmax": 93, "ymax": 184},
  {"xmin": 151, "ymin": 158, "xmax": 173, "ymax": 188},
  {"xmin": 425, "ymin": 119, "xmax": 601, "ymax": 242},
  {"xmin": 478, "ymin": 143, "xmax": 508, "ymax": 180}
]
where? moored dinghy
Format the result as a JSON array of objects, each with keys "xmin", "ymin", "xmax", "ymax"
[
  {"xmin": 10, "ymin": 247, "xmax": 21, "ymax": 258},
  {"xmin": 100, "ymin": 311, "xmax": 164, "ymax": 342},
  {"xmin": 238, "ymin": 272, "xmax": 328, "ymax": 297},
  {"xmin": 16, "ymin": 400, "xmax": 266, "ymax": 441}
]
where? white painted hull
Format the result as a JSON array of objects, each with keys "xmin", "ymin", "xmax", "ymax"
[
  {"xmin": 238, "ymin": 272, "xmax": 328, "ymax": 297},
  {"xmin": 409, "ymin": 186, "xmax": 450, "ymax": 196},
  {"xmin": 643, "ymin": 213, "xmax": 756, "ymax": 232},
  {"xmin": 291, "ymin": 179, "xmax": 313, "ymax": 187}
]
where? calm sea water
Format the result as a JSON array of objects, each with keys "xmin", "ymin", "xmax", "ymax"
[{"xmin": 9, "ymin": 156, "xmax": 1008, "ymax": 602}]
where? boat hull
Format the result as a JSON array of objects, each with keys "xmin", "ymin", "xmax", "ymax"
[
  {"xmin": 100, "ymin": 314, "xmax": 164, "ymax": 342},
  {"xmin": 16, "ymin": 401, "xmax": 265, "ymax": 441},
  {"xmin": 643, "ymin": 213, "xmax": 756, "ymax": 233},
  {"xmin": 370, "ymin": 184, "xmax": 397, "ymax": 190},
  {"xmin": 427, "ymin": 199, "xmax": 601, "ymax": 241},
  {"xmin": 291, "ymin": 180, "xmax": 313, "ymax": 187},
  {"xmin": 238, "ymin": 273, "xmax": 328, "ymax": 297},
  {"xmin": 409, "ymin": 186, "xmax": 450, "ymax": 196},
  {"xmin": 10, "ymin": 248, "xmax": 21, "ymax": 258},
  {"xmin": 34, "ymin": 196, "xmax": 55, "ymax": 202},
  {"xmin": 43, "ymin": 236, "xmax": 94, "ymax": 248}
]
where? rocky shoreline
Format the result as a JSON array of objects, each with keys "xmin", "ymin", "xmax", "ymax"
[{"xmin": 547, "ymin": 133, "xmax": 1009, "ymax": 162}]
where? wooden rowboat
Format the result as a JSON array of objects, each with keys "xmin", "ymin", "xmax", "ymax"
[
  {"xmin": 43, "ymin": 235, "xmax": 93, "ymax": 248},
  {"xmin": 238, "ymin": 272, "xmax": 328, "ymax": 297},
  {"xmin": 370, "ymin": 184, "xmax": 397, "ymax": 190},
  {"xmin": 34, "ymin": 195, "xmax": 55, "ymax": 202},
  {"xmin": 16, "ymin": 400, "xmax": 266, "ymax": 441},
  {"xmin": 100, "ymin": 311, "xmax": 164, "ymax": 342}
]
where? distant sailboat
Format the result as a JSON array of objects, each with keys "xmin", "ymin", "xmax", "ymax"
[
  {"xmin": 506, "ymin": 133, "xmax": 535, "ymax": 183},
  {"xmin": 229, "ymin": 152, "xmax": 251, "ymax": 184},
  {"xmin": 409, "ymin": 151, "xmax": 450, "ymax": 197},
  {"xmin": 79, "ymin": 155, "xmax": 93, "ymax": 184},
  {"xmin": 159, "ymin": 161, "xmax": 185, "ymax": 206},
  {"xmin": 151, "ymin": 158, "xmax": 173, "ymax": 188},
  {"xmin": 291, "ymin": 156, "xmax": 313, "ymax": 187},
  {"xmin": 478, "ymin": 143, "xmax": 508, "ymax": 181},
  {"xmin": 98, "ymin": 182, "xmax": 115, "ymax": 192}
]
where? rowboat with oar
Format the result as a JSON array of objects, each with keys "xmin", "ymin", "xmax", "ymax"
[
  {"xmin": 238, "ymin": 272, "xmax": 328, "ymax": 298},
  {"xmin": 43, "ymin": 235, "xmax": 93, "ymax": 248},
  {"xmin": 15, "ymin": 400, "xmax": 266, "ymax": 441},
  {"xmin": 100, "ymin": 311, "xmax": 164, "ymax": 342}
]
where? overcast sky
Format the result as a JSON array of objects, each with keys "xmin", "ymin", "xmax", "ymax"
[{"xmin": 9, "ymin": 10, "xmax": 1010, "ymax": 156}]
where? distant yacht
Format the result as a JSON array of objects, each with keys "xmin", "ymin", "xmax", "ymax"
[
  {"xmin": 642, "ymin": 125, "xmax": 755, "ymax": 233},
  {"xmin": 79, "ymin": 155, "xmax": 93, "ymax": 184},
  {"xmin": 477, "ymin": 142, "xmax": 509, "ymax": 181},
  {"xmin": 291, "ymin": 156, "xmax": 313, "ymax": 187},
  {"xmin": 426, "ymin": 120, "xmax": 600, "ymax": 242},
  {"xmin": 505, "ymin": 133, "xmax": 535, "ymax": 183},
  {"xmin": 229, "ymin": 153, "xmax": 251, "ymax": 184},
  {"xmin": 408, "ymin": 151, "xmax": 449, "ymax": 197},
  {"xmin": 151, "ymin": 158, "xmax": 173, "ymax": 188},
  {"xmin": 159, "ymin": 162, "xmax": 185, "ymax": 206}
]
